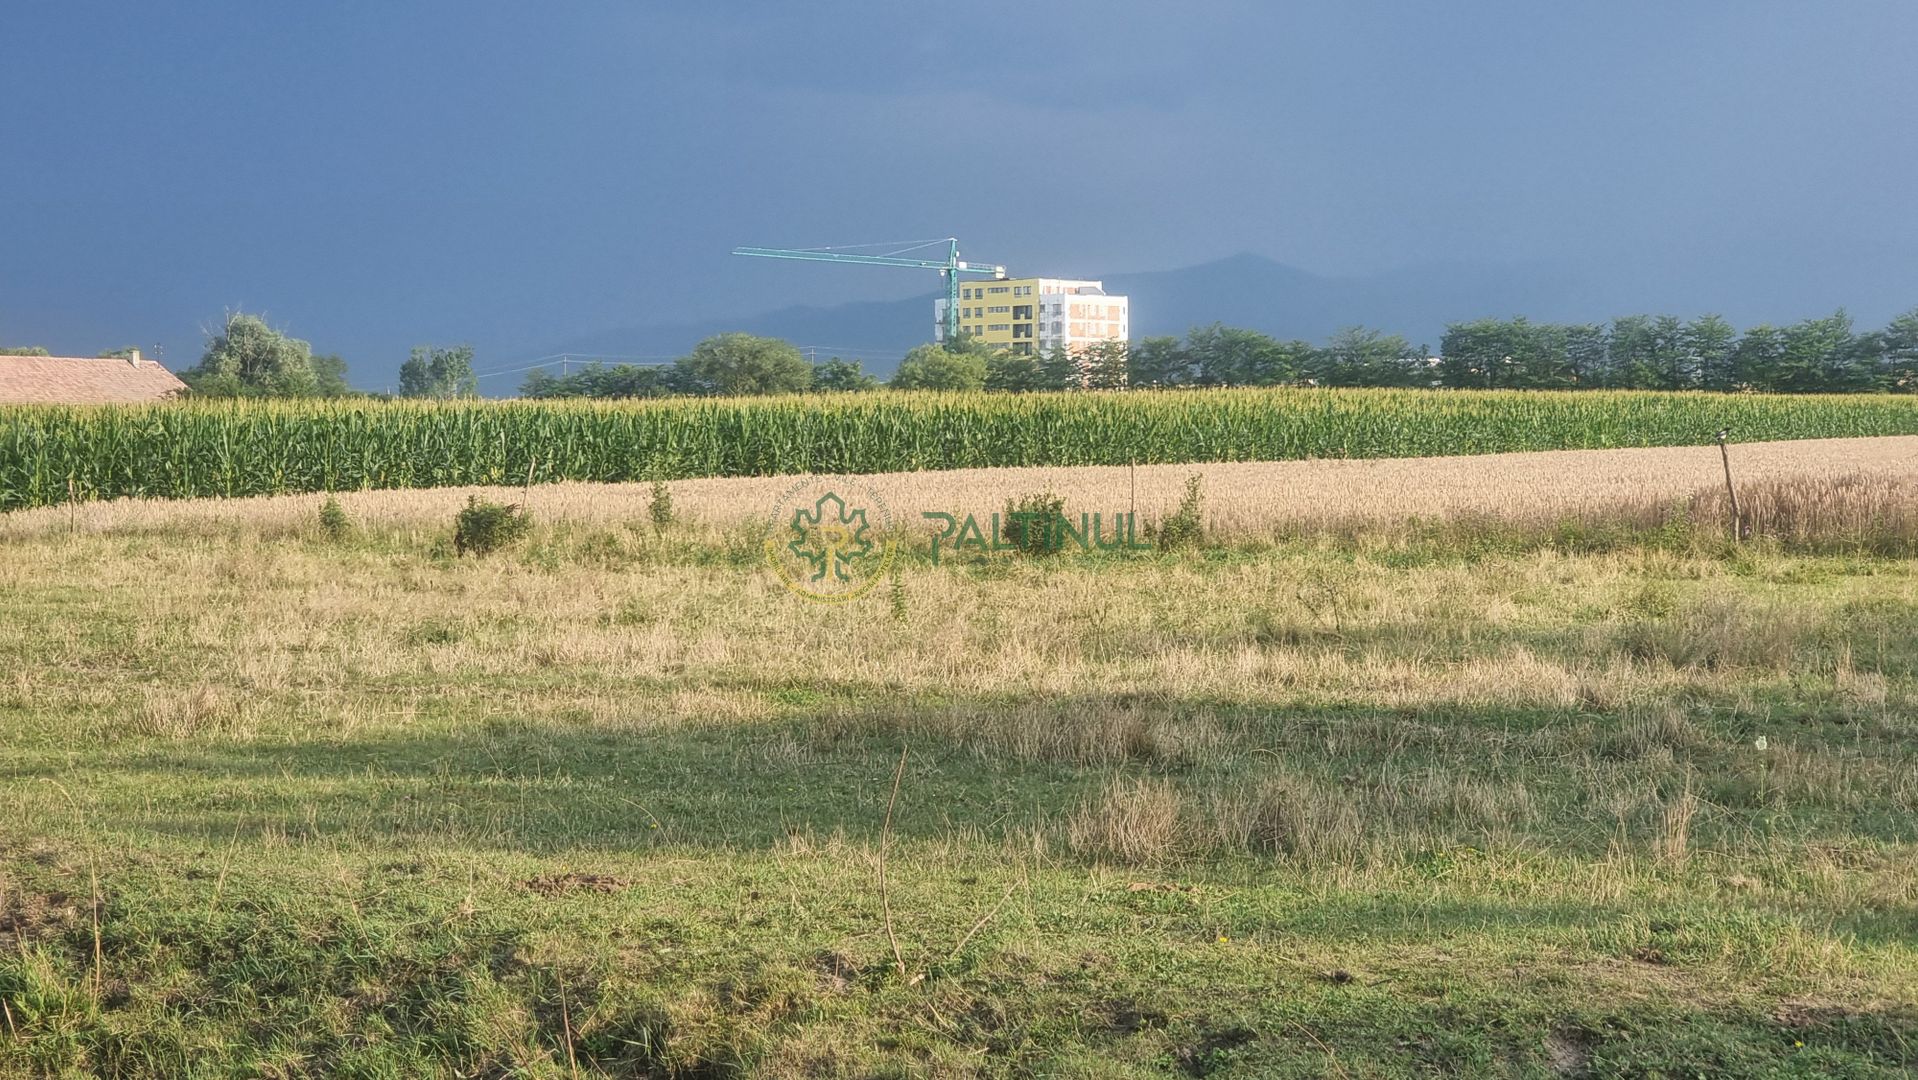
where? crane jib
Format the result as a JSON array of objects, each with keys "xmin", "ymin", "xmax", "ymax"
[{"xmin": 731, "ymin": 239, "xmax": 1008, "ymax": 341}]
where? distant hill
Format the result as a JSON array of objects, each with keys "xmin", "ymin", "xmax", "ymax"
[{"xmin": 538, "ymin": 253, "xmax": 1581, "ymax": 376}]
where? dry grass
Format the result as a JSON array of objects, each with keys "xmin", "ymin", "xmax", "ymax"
[
  {"xmin": 1657, "ymin": 782, "xmax": 1701, "ymax": 867},
  {"xmin": 4, "ymin": 480, "xmax": 1918, "ymax": 1074},
  {"xmin": 4, "ymin": 435, "xmax": 1914, "ymax": 543},
  {"xmin": 1696, "ymin": 471, "xmax": 1918, "ymax": 548},
  {"xmin": 1067, "ymin": 777, "xmax": 1190, "ymax": 864}
]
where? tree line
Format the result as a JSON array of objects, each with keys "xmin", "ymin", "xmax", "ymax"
[
  {"xmin": 520, "ymin": 307, "xmax": 1918, "ymax": 398},
  {"xmin": 100, "ymin": 312, "xmax": 480, "ymax": 400},
  {"xmin": 13, "ymin": 304, "xmax": 1915, "ymax": 399}
]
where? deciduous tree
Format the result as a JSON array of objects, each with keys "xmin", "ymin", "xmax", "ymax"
[
  {"xmin": 398, "ymin": 345, "xmax": 478, "ymax": 399},
  {"xmin": 181, "ymin": 312, "xmax": 324, "ymax": 397},
  {"xmin": 671, "ymin": 333, "xmax": 812, "ymax": 396},
  {"xmin": 892, "ymin": 342, "xmax": 988, "ymax": 391}
]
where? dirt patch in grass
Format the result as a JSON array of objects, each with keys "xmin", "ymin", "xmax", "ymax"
[
  {"xmin": 1102, "ymin": 999, "xmax": 1169, "ymax": 1035},
  {"xmin": 812, "ymin": 950, "xmax": 861, "ymax": 994},
  {"xmin": 1176, "ymin": 1024, "xmax": 1259, "ymax": 1077},
  {"xmin": 0, "ymin": 885, "xmax": 82, "ymax": 953},
  {"xmin": 522, "ymin": 872, "xmax": 630, "ymax": 896},
  {"xmin": 1545, "ymin": 1026, "xmax": 1594, "ymax": 1077},
  {"xmin": 1771, "ymin": 999, "xmax": 1918, "ymax": 1062}
]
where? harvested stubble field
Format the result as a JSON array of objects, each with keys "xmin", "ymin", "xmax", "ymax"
[
  {"xmin": 8, "ymin": 434, "xmax": 1916, "ymax": 546},
  {"xmin": 2, "ymin": 440, "xmax": 1917, "ymax": 1077}
]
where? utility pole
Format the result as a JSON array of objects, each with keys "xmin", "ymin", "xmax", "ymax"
[{"xmin": 1716, "ymin": 428, "xmax": 1741, "ymax": 540}]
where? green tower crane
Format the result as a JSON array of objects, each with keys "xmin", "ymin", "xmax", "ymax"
[{"xmin": 732, "ymin": 238, "xmax": 1007, "ymax": 343}]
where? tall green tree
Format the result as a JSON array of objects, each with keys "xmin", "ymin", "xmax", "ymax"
[
  {"xmin": 1607, "ymin": 315, "xmax": 1691, "ymax": 389},
  {"xmin": 311, "ymin": 354, "xmax": 352, "ymax": 397},
  {"xmin": 398, "ymin": 345, "xmax": 478, "ymax": 399},
  {"xmin": 1562, "ymin": 324, "xmax": 1608, "ymax": 387},
  {"xmin": 1078, "ymin": 340, "xmax": 1131, "ymax": 390},
  {"xmin": 1728, "ymin": 324, "xmax": 1784, "ymax": 391},
  {"xmin": 1186, "ymin": 324, "xmax": 1309, "ymax": 386},
  {"xmin": 1441, "ymin": 318, "xmax": 1574, "ymax": 389},
  {"xmin": 1037, "ymin": 345, "xmax": 1085, "ymax": 390},
  {"xmin": 812, "ymin": 357, "xmax": 879, "ymax": 392},
  {"xmin": 1683, "ymin": 315, "xmax": 1739, "ymax": 392},
  {"xmin": 1776, "ymin": 311, "xmax": 1867, "ymax": 393},
  {"xmin": 670, "ymin": 333, "xmax": 812, "ymax": 396},
  {"xmin": 1126, "ymin": 336, "xmax": 1190, "ymax": 387},
  {"xmin": 1866, "ymin": 308, "xmax": 1918, "ymax": 392},
  {"xmin": 1438, "ymin": 319, "xmax": 1499, "ymax": 388},
  {"xmin": 1311, "ymin": 327, "xmax": 1420, "ymax": 387},
  {"xmin": 984, "ymin": 349, "xmax": 1047, "ymax": 392},
  {"xmin": 892, "ymin": 342, "xmax": 988, "ymax": 391},
  {"xmin": 180, "ymin": 312, "xmax": 323, "ymax": 397}
]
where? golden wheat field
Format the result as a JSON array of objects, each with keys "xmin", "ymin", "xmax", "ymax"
[{"xmin": 4, "ymin": 434, "xmax": 1915, "ymax": 541}]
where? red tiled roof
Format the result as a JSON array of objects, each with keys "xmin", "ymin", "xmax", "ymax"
[{"xmin": 0, "ymin": 355, "xmax": 188, "ymax": 405}]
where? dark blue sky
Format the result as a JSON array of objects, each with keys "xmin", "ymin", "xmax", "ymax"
[{"xmin": 5, "ymin": 1, "xmax": 1916, "ymax": 387}]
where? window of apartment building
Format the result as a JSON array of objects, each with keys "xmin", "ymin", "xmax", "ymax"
[
  {"xmin": 1012, "ymin": 305, "xmax": 1032, "ymax": 320},
  {"xmin": 1012, "ymin": 324, "xmax": 1032, "ymax": 338},
  {"xmin": 988, "ymin": 286, "xmax": 1009, "ymax": 294},
  {"xmin": 988, "ymin": 305, "xmax": 1009, "ymax": 314},
  {"xmin": 988, "ymin": 323, "xmax": 1009, "ymax": 332}
]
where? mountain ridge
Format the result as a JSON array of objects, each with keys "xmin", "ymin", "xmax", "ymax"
[{"xmin": 537, "ymin": 253, "xmax": 1582, "ymax": 376}]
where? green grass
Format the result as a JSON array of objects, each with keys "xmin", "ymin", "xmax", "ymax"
[
  {"xmin": 2, "ymin": 519, "xmax": 1916, "ymax": 1076},
  {"xmin": 7, "ymin": 386, "xmax": 1918, "ymax": 509}
]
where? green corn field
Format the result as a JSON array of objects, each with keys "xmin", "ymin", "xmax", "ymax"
[{"xmin": 4, "ymin": 388, "xmax": 1917, "ymax": 510}]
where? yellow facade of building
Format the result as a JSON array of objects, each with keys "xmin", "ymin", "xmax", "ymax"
[{"xmin": 945, "ymin": 277, "xmax": 1130, "ymax": 354}]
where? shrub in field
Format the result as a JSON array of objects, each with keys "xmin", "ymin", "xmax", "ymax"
[
  {"xmin": 1156, "ymin": 474, "xmax": 1205, "ymax": 550},
  {"xmin": 453, "ymin": 496, "xmax": 530, "ymax": 556},
  {"xmin": 888, "ymin": 571, "xmax": 908, "ymax": 622},
  {"xmin": 648, "ymin": 479, "xmax": 675, "ymax": 536},
  {"xmin": 317, "ymin": 496, "xmax": 351, "ymax": 540},
  {"xmin": 1002, "ymin": 490, "xmax": 1067, "ymax": 555}
]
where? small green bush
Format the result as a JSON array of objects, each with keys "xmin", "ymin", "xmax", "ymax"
[
  {"xmin": 1157, "ymin": 474, "xmax": 1205, "ymax": 550},
  {"xmin": 889, "ymin": 571, "xmax": 909, "ymax": 622},
  {"xmin": 317, "ymin": 496, "xmax": 352, "ymax": 541},
  {"xmin": 453, "ymin": 496, "xmax": 531, "ymax": 556},
  {"xmin": 1002, "ymin": 491, "xmax": 1067, "ymax": 555},
  {"xmin": 648, "ymin": 479, "xmax": 675, "ymax": 536}
]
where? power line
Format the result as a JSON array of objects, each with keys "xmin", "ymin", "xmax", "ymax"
[
  {"xmin": 472, "ymin": 343, "xmax": 911, "ymax": 382},
  {"xmin": 470, "ymin": 352, "xmax": 676, "ymax": 380}
]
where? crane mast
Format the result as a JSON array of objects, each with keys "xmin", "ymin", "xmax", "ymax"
[{"xmin": 732, "ymin": 238, "xmax": 1007, "ymax": 342}]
